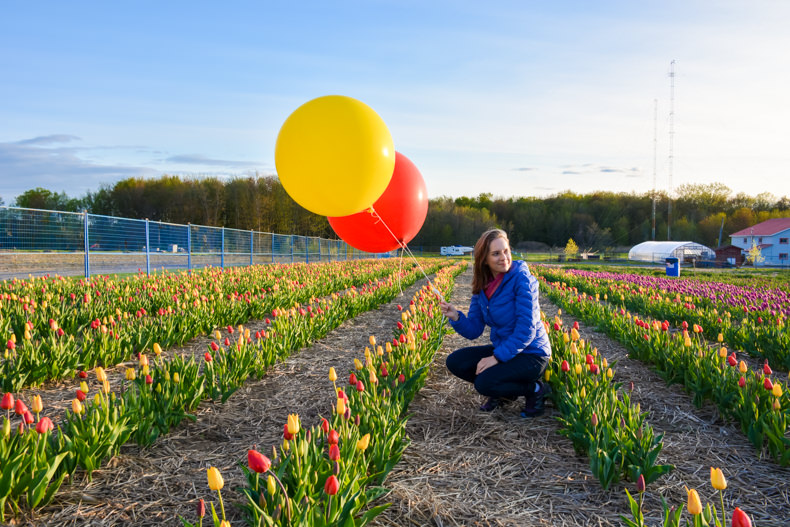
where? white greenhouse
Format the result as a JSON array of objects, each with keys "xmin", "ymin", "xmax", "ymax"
[{"xmin": 628, "ymin": 241, "xmax": 715, "ymax": 264}]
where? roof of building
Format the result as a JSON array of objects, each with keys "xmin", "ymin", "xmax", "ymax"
[{"xmin": 731, "ymin": 218, "xmax": 790, "ymax": 237}]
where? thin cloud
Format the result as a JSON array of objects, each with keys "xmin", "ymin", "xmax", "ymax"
[
  {"xmin": 16, "ymin": 135, "xmax": 81, "ymax": 146},
  {"xmin": 511, "ymin": 167, "xmax": 535, "ymax": 172},
  {"xmin": 164, "ymin": 154, "xmax": 260, "ymax": 168},
  {"xmin": 0, "ymin": 136, "xmax": 156, "ymax": 201}
]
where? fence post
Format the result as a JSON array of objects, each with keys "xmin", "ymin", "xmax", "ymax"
[
  {"xmin": 145, "ymin": 219, "xmax": 151, "ymax": 275},
  {"xmin": 83, "ymin": 210, "xmax": 90, "ymax": 278},
  {"xmin": 271, "ymin": 234, "xmax": 275, "ymax": 264},
  {"xmin": 250, "ymin": 229, "xmax": 254, "ymax": 267},
  {"xmin": 305, "ymin": 236, "xmax": 309, "ymax": 264},
  {"xmin": 221, "ymin": 227, "xmax": 225, "ymax": 269},
  {"xmin": 187, "ymin": 223, "xmax": 192, "ymax": 272}
]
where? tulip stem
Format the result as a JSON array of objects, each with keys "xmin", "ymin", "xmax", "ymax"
[
  {"xmin": 719, "ymin": 490, "xmax": 725, "ymax": 527},
  {"xmin": 271, "ymin": 471, "xmax": 292, "ymax": 521},
  {"xmin": 216, "ymin": 489, "xmax": 226, "ymax": 521}
]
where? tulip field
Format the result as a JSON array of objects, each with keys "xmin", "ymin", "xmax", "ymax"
[{"xmin": 1, "ymin": 260, "xmax": 789, "ymax": 526}]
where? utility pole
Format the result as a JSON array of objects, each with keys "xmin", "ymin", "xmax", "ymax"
[
  {"xmin": 667, "ymin": 60, "xmax": 675, "ymax": 240},
  {"xmin": 652, "ymin": 98, "xmax": 657, "ymax": 241}
]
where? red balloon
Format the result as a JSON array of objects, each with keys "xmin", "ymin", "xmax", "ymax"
[{"xmin": 328, "ymin": 152, "xmax": 428, "ymax": 253}]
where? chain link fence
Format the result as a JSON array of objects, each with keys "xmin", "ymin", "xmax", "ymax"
[{"xmin": 0, "ymin": 206, "xmax": 385, "ymax": 279}]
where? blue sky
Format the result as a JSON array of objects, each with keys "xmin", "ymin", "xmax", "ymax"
[{"xmin": 2, "ymin": 1, "xmax": 789, "ymax": 205}]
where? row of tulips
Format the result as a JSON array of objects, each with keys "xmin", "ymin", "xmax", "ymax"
[
  {"xmin": 544, "ymin": 315, "xmax": 672, "ymax": 489},
  {"xmin": 536, "ymin": 267, "xmax": 790, "ymax": 370},
  {"xmin": 187, "ymin": 263, "xmax": 466, "ymax": 527},
  {"xmin": 0, "ymin": 259, "xmax": 445, "ymax": 391},
  {"xmin": 538, "ymin": 276, "xmax": 790, "ymax": 466},
  {"xmin": 0, "ymin": 260, "xmax": 458, "ymax": 521}
]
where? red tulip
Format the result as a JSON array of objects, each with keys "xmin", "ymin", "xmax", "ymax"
[
  {"xmin": 283, "ymin": 423, "xmax": 294, "ymax": 441},
  {"xmin": 328, "ymin": 444, "xmax": 340, "ymax": 461},
  {"xmin": 36, "ymin": 416, "xmax": 54, "ymax": 434},
  {"xmin": 248, "ymin": 449, "xmax": 271, "ymax": 473},
  {"xmin": 561, "ymin": 360, "xmax": 570, "ymax": 373},
  {"xmin": 1, "ymin": 393, "xmax": 14, "ymax": 411},
  {"xmin": 585, "ymin": 354, "xmax": 594, "ymax": 365},
  {"xmin": 328, "ymin": 429, "xmax": 339, "ymax": 445},
  {"xmin": 349, "ymin": 373, "xmax": 357, "ymax": 386},
  {"xmin": 727, "ymin": 355, "xmax": 737, "ymax": 367},
  {"xmin": 76, "ymin": 389, "xmax": 87, "ymax": 401},
  {"xmin": 589, "ymin": 364, "xmax": 600, "ymax": 375},
  {"xmin": 738, "ymin": 376, "xmax": 746, "ymax": 388},
  {"xmin": 324, "ymin": 475, "xmax": 340, "ymax": 495},
  {"xmin": 197, "ymin": 498, "xmax": 206, "ymax": 518},
  {"xmin": 681, "ymin": 321, "xmax": 688, "ymax": 329},
  {"xmin": 355, "ymin": 381, "xmax": 365, "ymax": 392},
  {"xmin": 210, "ymin": 341, "xmax": 219, "ymax": 351},
  {"xmin": 204, "ymin": 352, "xmax": 213, "ymax": 362},
  {"xmin": 763, "ymin": 362, "xmax": 772, "ymax": 375},
  {"xmin": 320, "ymin": 418, "xmax": 329, "ymax": 433},
  {"xmin": 14, "ymin": 399, "xmax": 27, "ymax": 415},
  {"xmin": 145, "ymin": 375, "xmax": 153, "ymax": 385},
  {"xmin": 223, "ymin": 337, "xmax": 230, "ymax": 346},
  {"xmin": 78, "ymin": 370, "xmax": 88, "ymax": 379},
  {"xmin": 23, "ymin": 410, "xmax": 34, "ymax": 424},
  {"xmin": 398, "ymin": 374, "xmax": 405, "ymax": 383},
  {"xmin": 636, "ymin": 474, "xmax": 646, "ymax": 493},
  {"xmin": 764, "ymin": 377, "xmax": 773, "ymax": 391},
  {"xmin": 573, "ymin": 321, "xmax": 579, "ymax": 330},
  {"xmin": 731, "ymin": 507, "xmax": 752, "ymax": 527}
]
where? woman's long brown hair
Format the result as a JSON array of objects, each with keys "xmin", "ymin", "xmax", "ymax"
[{"xmin": 471, "ymin": 229, "xmax": 509, "ymax": 294}]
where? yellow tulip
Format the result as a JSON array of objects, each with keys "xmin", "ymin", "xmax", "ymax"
[
  {"xmin": 718, "ymin": 347, "xmax": 727, "ymax": 358},
  {"xmin": 574, "ymin": 364, "xmax": 582, "ymax": 375},
  {"xmin": 570, "ymin": 328, "xmax": 580, "ymax": 341},
  {"xmin": 336, "ymin": 397, "xmax": 346, "ymax": 415},
  {"xmin": 142, "ymin": 364, "xmax": 150, "ymax": 376},
  {"xmin": 287, "ymin": 414, "xmax": 300, "ymax": 436},
  {"xmin": 580, "ymin": 387, "xmax": 586, "ymax": 399},
  {"xmin": 773, "ymin": 398, "xmax": 781, "ymax": 411},
  {"xmin": 544, "ymin": 369, "xmax": 551, "ymax": 382},
  {"xmin": 683, "ymin": 336, "xmax": 692, "ymax": 347},
  {"xmin": 31, "ymin": 395, "xmax": 43, "ymax": 414},
  {"xmin": 207, "ymin": 467, "xmax": 224, "ymax": 490},
  {"xmin": 328, "ymin": 367, "xmax": 337, "ymax": 382},
  {"xmin": 215, "ymin": 330, "xmax": 222, "ymax": 340},
  {"xmin": 95, "ymin": 367, "xmax": 107, "ymax": 382},
  {"xmin": 606, "ymin": 368, "xmax": 614, "ymax": 379},
  {"xmin": 563, "ymin": 333, "xmax": 570, "ymax": 344},
  {"xmin": 102, "ymin": 380, "xmax": 111, "ymax": 394},
  {"xmin": 267, "ymin": 474, "xmax": 276, "ymax": 496},
  {"xmin": 139, "ymin": 353, "xmax": 149, "ymax": 367},
  {"xmin": 173, "ymin": 372, "xmax": 180, "ymax": 383},
  {"xmin": 385, "ymin": 341, "xmax": 392, "ymax": 353},
  {"xmin": 354, "ymin": 358, "xmax": 364, "ymax": 371},
  {"xmin": 569, "ymin": 342, "xmax": 578, "ymax": 355},
  {"xmin": 772, "ymin": 383, "xmax": 783, "ymax": 397},
  {"xmin": 80, "ymin": 381, "xmax": 89, "ymax": 394},
  {"xmin": 710, "ymin": 467, "xmax": 727, "ymax": 490},
  {"xmin": 71, "ymin": 398, "xmax": 83, "ymax": 414},
  {"xmin": 357, "ymin": 433, "xmax": 371, "ymax": 451},
  {"xmin": 126, "ymin": 368, "xmax": 136, "ymax": 381},
  {"xmin": 717, "ymin": 333, "xmax": 724, "ymax": 343},
  {"xmin": 601, "ymin": 358, "xmax": 608, "ymax": 369},
  {"xmin": 153, "ymin": 343, "xmax": 162, "ymax": 356},
  {"xmin": 686, "ymin": 488, "xmax": 702, "ymax": 515},
  {"xmin": 220, "ymin": 521, "xmax": 231, "ymax": 527},
  {"xmin": 369, "ymin": 335, "xmax": 376, "ymax": 347},
  {"xmin": 739, "ymin": 361, "xmax": 748, "ymax": 374}
]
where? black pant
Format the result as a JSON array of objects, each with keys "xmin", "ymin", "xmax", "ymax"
[{"xmin": 446, "ymin": 344, "xmax": 550, "ymax": 399}]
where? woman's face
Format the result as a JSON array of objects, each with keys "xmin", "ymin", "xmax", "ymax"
[{"xmin": 486, "ymin": 237, "xmax": 512, "ymax": 276}]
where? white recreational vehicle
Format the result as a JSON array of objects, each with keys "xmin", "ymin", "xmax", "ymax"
[{"xmin": 440, "ymin": 245, "xmax": 474, "ymax": 256}]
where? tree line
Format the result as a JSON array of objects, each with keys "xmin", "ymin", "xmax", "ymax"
[{"xmin": 5, "ymin": 177, "xmax": 790, "ymax": 251}]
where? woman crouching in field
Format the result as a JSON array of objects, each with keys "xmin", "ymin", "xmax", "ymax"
[{"xmin": 439, "ymin": 229, "xmax": 552, "ymax": 417}]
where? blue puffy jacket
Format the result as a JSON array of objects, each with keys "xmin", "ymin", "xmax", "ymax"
[{"xmin": 449, "ymin": 260, "xmax": 551, "ymax": 361}]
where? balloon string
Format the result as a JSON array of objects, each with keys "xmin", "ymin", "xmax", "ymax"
[{"xmin": 368, "ymin": 206, "xmax": 445, "ymax": 302}]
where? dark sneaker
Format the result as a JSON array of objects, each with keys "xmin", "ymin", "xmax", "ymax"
[
  {"xmin": 521, "ymin": 382, "xmax": 552, "ymax": 418},
  {"xmin": 479, "ymin": 397, "xmax": 502, "ymax": 412}
]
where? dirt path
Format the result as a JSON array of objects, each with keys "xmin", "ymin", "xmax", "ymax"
[{"xmin": 375, "ymin": 266, "xmax": 790, "ymax": 527}]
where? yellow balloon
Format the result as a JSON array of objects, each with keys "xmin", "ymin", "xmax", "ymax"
[{"xmin": 275, "ymin": 95, "xmax": 395, "ymax": 217}]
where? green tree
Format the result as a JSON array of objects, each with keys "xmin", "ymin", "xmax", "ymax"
[{"xmin": 564, "ymin": 238, "xmax": 579, "ymax": 259}]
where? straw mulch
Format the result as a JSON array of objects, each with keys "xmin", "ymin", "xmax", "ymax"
[{"xmin": 12, "ymin": 266, "xmax": 790, "ymax": 526}]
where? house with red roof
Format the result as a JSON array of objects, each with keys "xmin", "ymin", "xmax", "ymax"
[{"xmin": 730, "ymin": 218, "xmax": 790, "ymax": 266}]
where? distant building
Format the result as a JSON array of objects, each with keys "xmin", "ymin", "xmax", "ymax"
[
  {"xmin": 628, "ymin": 241, "xmax": 715, "ymax": 264},
  {"xmin": 440, "ymin": 245, "xmax": 474, "ymax": 256},
  {"xmin": 713, "ymin": 245, "xmax": 744, "ymax": 267},
  {"xmin": 730, "ymin": 218, "xmax": 790, "ymax": 266}
]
